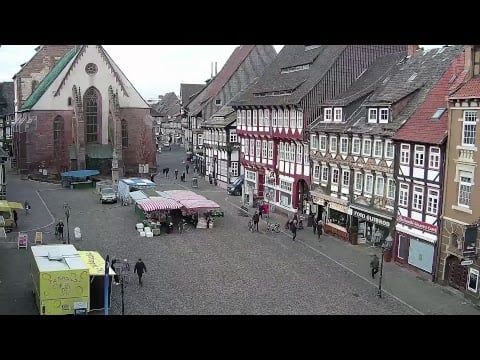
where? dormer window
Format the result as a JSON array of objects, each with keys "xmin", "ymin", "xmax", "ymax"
[
  {"xmin": 474, "ymin": 46, "xmax": 480, "ymax": 76},
  {"xmin": 368, "ymin": 108, "xmax": 378, "ymax": 123},
  {"xmin": 432, "ymin": 108, "xmax": 446, "ymax": 120},
  {"xmin": 334, "ymin": 108, "xmax": 342, "ymax": 122},
  {"xmin": 324, "ymin": 108, "xmax": 332, "ymax": 122},
  {"xmin": 379, "ymin": 108, "xmax": 389, "ymax": 123},
  {"xmin": 215, "ymin": 99, "xmax": 222, "ymax": 105}
]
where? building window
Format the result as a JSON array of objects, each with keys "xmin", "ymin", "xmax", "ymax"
[
  {"xmin": 379, "ymin": 108, "xmax": 389, "ymax": 123},
  {"xmin": 280, "ymin": 194, "xmax": 292, "ymax": 207},
  {"xmin": 255, "ymin": 140, "xmax": 261, "ymax": 157},
  {"xmin": 279, "ymin": 142, "xmax": 284, "ymax": 160},
  {"xmin": 290, "ymin": 110, "xmax": 296, "ymax": 129},
  {"xmin": 230, "ymin": 131, "xmax": 237, "ymax": 143},
  {"xmin": 311, "ymin": 134, "xmax": 318, "ymax": 149},
  {"xmin": 264, "ymin": 109, "xmax": 270, "ymax": 127},
  {"xmin": 324, "ymin": 108, "xmax": 332, "ymax": 122},
  {"xmin": 259, "ymin": 109, "xmax": 264, "ymax": 126},
  {"xmin": 53, "ymin": 115, "xmax": 64, "ymax": 150},
  {"xmin": 340, "ymin": 137, "xmax": 348, "ymax": 154},
  {"xmin": 284, "ymin": 109, "xmax": 290, "ymax": 128},
  {"xmin": 385, "ymin": 140, "xmax": 394, "ymax": 159},
  {"xmin": 458, "ymin": 171, "xmax": 473, "ymax": 207},
  {"xmin": 313, "ymin": 164, "xmax": 320, "ymax": 179},
  {"xmin": 296, "ymin": 111, "xmax": 303, "ymax": 129},
  {"xmin": 280, "ymin": 180, "xmax": 293, "ymax": 192},
  {"xmin": 304, "ymin": 144, "xmax": 309, "ymax": 165},
  {"xmin": 374, "ymin": 139, "xmax": 383, "ymax": 158},
  {"xmin": 121, "ymin": 119, "xmax": 128, "ymax": 147},
  {"xmin": 334, "ymin": 108, "xmax": 342, "ymax": 122},
  {"xmin": 237, "ymin": 110, "xmax": 242, "ymax": 126},
  {"xmin": 429, "ymin": 147, "xmax": 440, "ymax": 169},
  {"xmin": 362, "ymin": 138, "xmax": 371, "ymax": 156},
  {"xmin": 368, "ymin": 108, "xmax": 377, "ymax": 123},
  {"xmin": 247, "ymin": 110, "xmax": 252, "ymax": 127},
  {"xmin": 413, "ymin": 186, "xmax": 424, "ymax": 211},
  {"xmin": 278, "ymin": 109, "xmax": 284, "ymax": 128},
  {"xmin": 365, "ymin": 174, "xmax": 373, "ymax": 194},
  {"xmin": 321, "ymin": 166, "xmax": 329, "ymax": 182},
  {"xmin": 244, "ymin": 139, "xmax": 249, "ymax": 155},
  {"xmin": 414, "ymin": 145, "xmax": 425, "ymax": 167},
  {"xmin": 399, "ymin": 183, "xmax": 409, "ymax": 207},
  {"xmin": 462, "ymin": 111, "xmax": 477, "ymax": 146},
  {"xmin": 284, "ymin": 143, "xmax": 290, "ymax": 162},
  {"xmin": 343, "ymin": 169, "xmax": 350, "ymax": 187},
  {"xmin": 330, "ymin": 136, "xmax": 338, "ymax": 153},
  {"xmin": 215, "ymin": 99, "xmax": 222, "ymax": 106},
  {"xmin": 427, "ymin": 189, "xmax": 439, "ymax": 214},
  {"xmin": 352, "ymin": 138, "xmax": 361, "ymax": 154},
  {"xmin": 387, "ymin": 178, "xmax": 395, "ymax": 199},
  {"xmin": 297, "ymin": 144, "xmax": 303, "ymax": 164},
  {"xmin": 400, "ymin": 144, "xmax": 410, "ymax": 165},
  {"xmin": 262, "ymin": 140, "xmax": 268, "ymax": 159},
  {"xmin": 355, "ymin": 172, "xmax": 363, "ymax": 192},
  {"xmin": 375, "ymin": 176, "xmax": 384, "ymax": 196},
  {"xmin": 84, "ymin": 87, "xmax": 100, "ymax": 143},
  {"xmin": 231, "ymin": 162, "xmax": 238, "ymax": 177},
  {"xmin": 272, "ymin": 109, "xmax": 277, "ymax": 127},
  {"xmin": 253, "ymin": 110, "xmax": 257, "ymax": 127},
  {"xmin": 332, "ymin": 168, "xmax": 339, "ymax": 184},
  {"xmin": 268, "ymin": 141, "xmax": 273, "ymax": 160},
  {"xmin": 250, "ymin": 139, "xmax": 254, "ymax": 156},
  {"xmin": 319, "ymin": 135, "xmax": 327, "ymax": 151}
]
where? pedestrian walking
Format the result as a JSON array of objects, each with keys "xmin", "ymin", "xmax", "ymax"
[
  {"xmin": 13, "ymin": 209, "xmax": 18, "ymax": 228},
  {"xmin": 150, "ymin": 173, "xmax": 155, "ymax": 182},
  {"xmin": 185, "ymin": 163, "xmax": 189, "ymax": 174},
  {"xmin": 57, "ymin": 220, "xmax": 64, "ymax": 241},
  {"xmin": 111, "ymin": 258, "xmax": 120, "ymax": 285},
  {"xmin": 291, "ymin": 219, "xmax": 297, "ymax": 241},
  {"xmin": 317, "ymin": 219, "xmax": 323, "ymax": 240},
  {"xmin": 165, "ymin": 167, "xmax": 170, "ymax": 178},
  {"xmin": 182, "ymin": 171, "xmax": 186, "ymax": 182},
  {"xmin": 370, "ymin": 254, "xmax": 379, "ymax": 279},
  {"xmin": 258, "ymin": 203, "xmax": 263, "ymax": 219},
  {"xmin": 252, "ymin": 211, "xmax": 259, "ymax": 232},
  {"xmin": 134, "ymin": 258, "xmax": 147, "ymax": 286},
  {"xmin": 174, "ymin": 169, "xmax": 178, "ymax": 180},
  {"xmin": 312, "ymin": 215, "xmax": 317, "ymax": 235}
]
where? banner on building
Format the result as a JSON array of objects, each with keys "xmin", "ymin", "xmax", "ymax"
[{"xmin": 463, "ymin": 225, "xmax": 478, "ymax": 258}]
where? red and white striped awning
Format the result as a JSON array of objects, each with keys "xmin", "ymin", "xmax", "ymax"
[
  {"xmin": 137, "ymin": 198, "xmax": 183, "ymax": 212},
  {"xmin": 178, "ymin": 199, "xmax": 220, "ymax": 211},
  {"xmin": 163, "ymin": 190, "xmax": 206, "ymax": 201}
]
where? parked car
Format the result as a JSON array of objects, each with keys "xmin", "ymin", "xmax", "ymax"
[
  {"xmin": 100, "ymin": 187, "xmax": 117, "ymax": 204},
  {"xmin": 227, "ymin": 175, "xmax": 244, "ymax": 196}
]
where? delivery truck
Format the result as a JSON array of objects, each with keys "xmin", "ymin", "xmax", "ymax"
[
  {"xmin": 118, "ymin": 178, "xmax": 156, "ymax": 205},
  {"xmin": 30, "ymin": 244, "xmax": 90, "ymax": 315}
]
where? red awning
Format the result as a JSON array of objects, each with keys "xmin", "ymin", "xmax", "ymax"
[
  {"xmin": 178, "ymin": 199, "xmax": 220, "ymax": 211},
  {"xmin": 137, "ymin": 198, "xmax": 183, "ymax": 212}
]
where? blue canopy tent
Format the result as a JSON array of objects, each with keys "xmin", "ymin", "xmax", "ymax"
[{"xmin": 61, "ymin": 170, "xmax": 100, "ymax": 189}]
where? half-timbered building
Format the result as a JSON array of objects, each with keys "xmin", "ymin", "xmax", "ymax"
[
  {"xmin": 392, "ymin": 50, "xmax": 465, "ymax": 276},
  {"xmin": 232, "ymin": 45, "xmax": 408, "ymax": 212}
]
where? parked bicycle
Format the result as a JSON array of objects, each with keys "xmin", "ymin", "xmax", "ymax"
[{"xmin": 266, "ymin": 222, "xmax": 281, "ymax": 233}]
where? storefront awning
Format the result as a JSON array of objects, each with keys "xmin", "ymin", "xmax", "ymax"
[
  {"xmin": 163, "ymin": 190, "xmax": 206, "ymax": 201},
  {"xmin": 178, "ymin": 199, "xmax": 220, "ymax": 211},
  {"xmin": 137, "ymin": 198, "xmax": 183, "ymax": 212}
]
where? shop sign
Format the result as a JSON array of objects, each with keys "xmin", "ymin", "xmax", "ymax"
[
  {"xmin": 463, "ymin": 225, "xmax": 478, "ymax": 258},
  {"xmin": 352, "ymin": 208, "xmax": 391, "ymax": 228},
  {"xmin": 329, "ymin": 202, "xmax": 352, "ymax": 215},
  {"xmin": 397, "ymin": 215, "xmax": 438, "ymax": 234}
]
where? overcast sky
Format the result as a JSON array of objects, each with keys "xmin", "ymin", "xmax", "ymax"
[{"xmin": 0, "ymin": 45, "xmax": 441, "ymax": 100}]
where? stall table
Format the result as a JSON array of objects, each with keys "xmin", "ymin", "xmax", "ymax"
[{"xmin": 324, "ymin": 222, "xmax": 349, "ymax": 242}]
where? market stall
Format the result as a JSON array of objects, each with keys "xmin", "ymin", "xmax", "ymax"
[
  {"xmin": 136, "ymin": 196, "xmax": 184, "ymax": 235},
  {"xmin": 177, "ymin": 198, "xmax": 221, "ymax": 229},
  {"xmin": 77, "ymin": 251, "xmax": 115, "ymax": 313}
]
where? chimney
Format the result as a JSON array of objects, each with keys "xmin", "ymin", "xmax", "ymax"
[
  {"xmin": 464, "ymin": 45, "xmax": 473, "ymax": 74},
  {"xmin": 215, "ymin": 62, "xmax": 218, "ymax": 76},
  {"xmin": 407, "ymin": 45, "xmax": 419, "ymax": 56}
]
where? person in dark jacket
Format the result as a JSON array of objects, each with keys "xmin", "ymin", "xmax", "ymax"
[
  {"xmin": 111, "ymin": 258, "xmax": 120, "ymax": 285},
  {"xmin": 134, "ymin": 258, "xmax": 147, "ymax": 286},
  {"xmin": 291, "ymin": 220, "xmax": 297, "ymax": 241},
  {"xmin": 185, "ymin": 163, "xmax": 189, "ymax": 174},
  {"xmin": 258, "ymin": 204, "xmax": 263, "ymax": 219},
  {"xmin": 57, "ymin": 221, "xmax": 64, "ymax": 241},
  {"xmin": 252, "ymin": 211, "xmax": 259, "ymax": 232},
  {"xmin": 370, "ymin": 254, "xmax": 379, "ymax": 279},
  {"xmin": 13, "ymin": 209, "xmax": 18, "ymax": 228}
]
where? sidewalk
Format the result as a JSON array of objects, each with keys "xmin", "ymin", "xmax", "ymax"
[{"xmin": 219, "ymin": 194, "xmax": 478, "ymax": 315}]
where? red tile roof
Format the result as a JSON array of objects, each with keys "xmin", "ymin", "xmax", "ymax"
[
  {"xmin": 450, "ymin": 76, "xmax": 480, "ymax": 99},
  {"xmin": 393, "ymin": 53, "xmax": 465, "ymax": 144}
]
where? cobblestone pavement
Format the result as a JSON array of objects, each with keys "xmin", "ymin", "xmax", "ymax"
[{"xmin": 1, "ymin": 146, "xmax": 478, "ymax": 315}]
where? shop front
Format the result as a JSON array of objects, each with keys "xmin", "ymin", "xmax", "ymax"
[
  {"xmin": 325, "ymin": 201, "xmax": 351, "ymax": 242},
  {"xmin": 350, "ymin": 205, "xmax": 392, "ymax": 246},
  {"xmin": 394, "ymin": 215, "xmax": 438, "ymax": 274},
  {"xmin": 243, "ymin": 169, "xmax": 258, "ymax": 207}
]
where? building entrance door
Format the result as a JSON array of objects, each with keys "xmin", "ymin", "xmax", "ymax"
[{"xmin": 446, "ymin": 255, "xmax": 468, "ymax": 290}]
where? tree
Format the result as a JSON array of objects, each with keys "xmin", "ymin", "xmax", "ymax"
[{"xmin": 136, "ymin": 119, "xmax": 155, "ymax": 176}]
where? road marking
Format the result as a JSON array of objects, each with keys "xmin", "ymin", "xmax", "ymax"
[{"xmin": 224, "ymin": 196, "xmax": 424, "ymax": 315}]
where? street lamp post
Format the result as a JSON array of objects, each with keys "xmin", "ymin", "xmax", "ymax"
[
  {"xmin": 63, "ymin": 202, "xmax": 71, "ymax": 244},
  {"xmin": 377, "ymin": 234, "xmax": 393, "ymax": 298}
]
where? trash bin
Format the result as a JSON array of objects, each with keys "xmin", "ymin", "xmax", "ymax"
[{"xmin": 74, "ymin": 227, "xmax": 82, "ymax": 241}]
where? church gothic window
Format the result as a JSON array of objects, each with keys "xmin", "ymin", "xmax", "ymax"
[
  {"xmin": 84, "ymin": 87, "xmax": 100, "ymax": 143},
  {"xmin": 122, "ymin": 119, "xmax": 128, "ymax": 147}
]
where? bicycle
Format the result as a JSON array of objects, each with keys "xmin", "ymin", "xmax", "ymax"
[
  {"xmin": 178, "ymin": 220, "xmax": 192, "ymax": 233},
  {"xmin": 266, "ymin": 222, "xmax": 281, "ymax": 233}
]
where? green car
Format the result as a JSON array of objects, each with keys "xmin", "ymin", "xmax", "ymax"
[{"xmin": 209, "ymin": 209, "xmax": 224, "ymax": 217}]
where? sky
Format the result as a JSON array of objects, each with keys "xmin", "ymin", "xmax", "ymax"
[{"xmin": 0, "ymin": 45, "xmax": 441, "ymax": 100}]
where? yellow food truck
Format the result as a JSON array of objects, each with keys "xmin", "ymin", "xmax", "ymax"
[
  {"xmin": 30, "ymin": 244, "xmax": 90, "ymax": 315},
  {"xmin": 0, "ymin": 200, "xmax": 23, "ymax": 231},
  {"xmin": 78, "ymin": 251, "xmax": 115, "ymax": 313}
]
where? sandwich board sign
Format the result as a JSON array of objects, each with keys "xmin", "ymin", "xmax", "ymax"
[{"xmin": 18, "ymin": 232, "xmax": 28, "ymax": 249}]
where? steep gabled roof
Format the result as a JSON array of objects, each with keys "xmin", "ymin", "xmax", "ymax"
[
  {"xmin": 202, "ymin": 106, "xmax": 236, "ymax": 127},
  {"xmin": 180, "ymin": 83, "xmax": 205, "ymax": 105},
  {"xmin": 20, "ymin": 48, "xmax": 79, "ymax": 111},
  {"xmin": 13, "ymin": 45, "xmax": 75, "ymax": 79},
  {"xmin": 0, "ymin": 82, "xmax": 14, "ymax": 116},
  {"xmin": 326, "ymin": 46, "xmax": 464, "ymax": 137},
  {"xmin": 393, "ymin": 52, "xmax": 465, "ymax": 144},
  {"xmin": 186, "ymin": 45, "xmax": 257, "ymax": 115},
  {"xmin": 154, "ymin": 92, "xmax": 180, "ymax": 117},
  {"xmin": 450, "ymin": 76, "xmax": 480, "ymax": 99}
]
